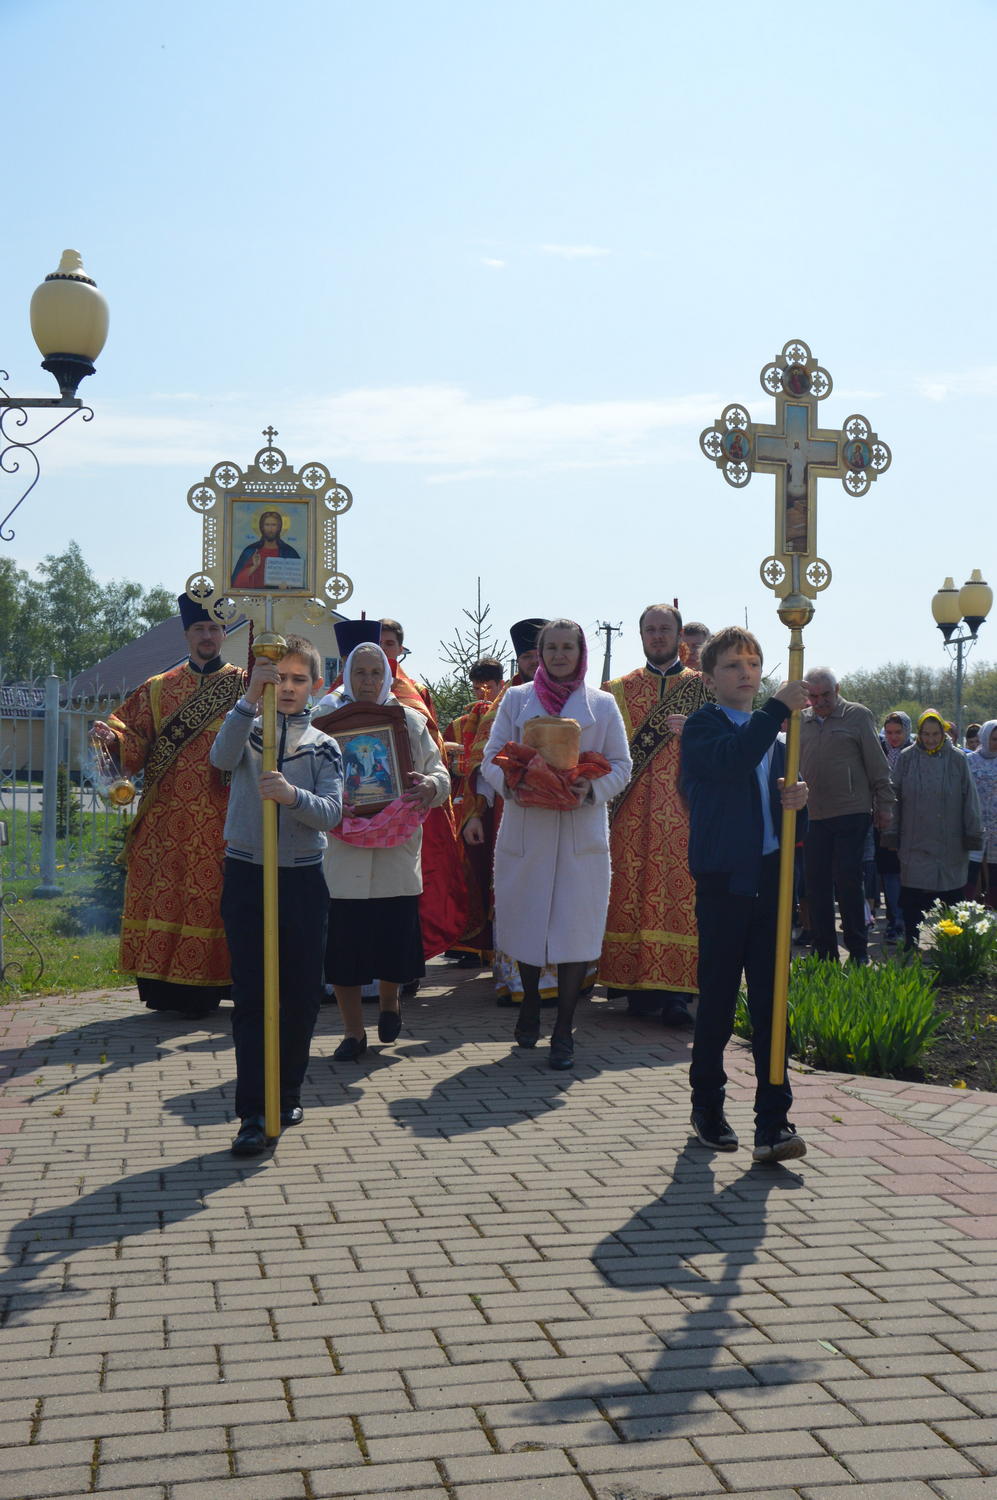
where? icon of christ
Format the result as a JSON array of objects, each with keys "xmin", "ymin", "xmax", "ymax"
[{"xmin": 231, "ymin": 510, "xmax": 301, "ymax": 589}]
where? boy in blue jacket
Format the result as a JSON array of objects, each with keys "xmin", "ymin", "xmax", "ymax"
[
  {"xmin": 680, "ymin": 627, "xmax": 810, "ymax": 1163},
  {"xmin": 210, "ymin": 635, "xmax": 343, "ymax": 1156}
]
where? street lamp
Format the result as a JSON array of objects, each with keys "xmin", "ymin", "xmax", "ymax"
[
  {"xmin": 931, "ymin": 569, "xmax": 993, "ymax": 741},
  {"xmin": 1, "ymin": 249, "xmax": 109, "ymax": 540}
]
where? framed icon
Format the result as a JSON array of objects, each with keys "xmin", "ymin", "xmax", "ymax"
[
  {"xmin": 312, "ymin": 701, "xmax": 414, "ymax": 816},
  {"xmin": 229, "ymin": 500, "xmax": 310, "ymax": 591}
]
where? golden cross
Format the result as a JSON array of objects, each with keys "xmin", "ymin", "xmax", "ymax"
[{"xmin": 699, "ymin": 339, "xmax": 891, "ymax": 601}]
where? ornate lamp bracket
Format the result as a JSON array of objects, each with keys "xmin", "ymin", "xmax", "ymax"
[{"xmin": 0, "ymin": 372, "xmax": 92, "ymax": 541}]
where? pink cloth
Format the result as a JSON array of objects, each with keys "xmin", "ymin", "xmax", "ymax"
[
  {"xmin": 331, "ymin": 795, "xmax": 430, "ymax": 848},
  {"xmin": 531, "ymin": 628, "xmax": 589, "ymax": 715}
]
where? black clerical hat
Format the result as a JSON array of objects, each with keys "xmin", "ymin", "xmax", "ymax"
[
  {"xmin": 177, "ymin": 593, "xmax": 214, "ymax": 630},
  {"xmin": 509, "ymin": 617, "xmax": 547, "ymax": 656},
  {"xmin": 334, "ymin": 619, "xmax": 382, "ymax": 656}
]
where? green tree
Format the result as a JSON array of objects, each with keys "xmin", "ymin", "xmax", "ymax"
[
  {"xmin": 438, "ymin": 578, "xmax": 508, "ymax": 681},
  {"xmin": 0, "ymin": 542, "xmax": 176, "ymax": 681},
  {"xmin": 427, "ymin": 579, "xmax": 511, "ymax": 732}
]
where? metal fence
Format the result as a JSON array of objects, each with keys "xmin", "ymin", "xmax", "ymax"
[{"xmin": 0, "ymin": 673, "xmax": 134, "ymax": 892}]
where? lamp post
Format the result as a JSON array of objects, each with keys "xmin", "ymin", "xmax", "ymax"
[
  {"xmin": 1, "ymin": 249, "xmax": 108, "ymax": 540},
  {"xmin": 931, "ymin": 569, "xmax": 993, "ymax": 742}
]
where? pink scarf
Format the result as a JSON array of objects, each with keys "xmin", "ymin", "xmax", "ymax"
[{"xmin": 532, "ymin": 631, "xmax": 589, "ymax": 716}]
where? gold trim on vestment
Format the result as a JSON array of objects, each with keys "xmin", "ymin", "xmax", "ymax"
[
  {"xmin": 602, "ymin": 929, "xmax": 699, "ymax": 946},
  {"xmin": 122, "ymin": 917, "xmax": 227, "ymax": 939}
]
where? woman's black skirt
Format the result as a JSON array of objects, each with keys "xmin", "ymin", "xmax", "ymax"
[{"xmin": 325, "ymin": 894, "xmax": 425, "ymax": 986}]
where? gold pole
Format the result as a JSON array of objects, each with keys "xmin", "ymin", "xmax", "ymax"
[
  {"xmin": 770, "ymin": 591, "xmax": 813, "ymax": 1085},
  {"xmin": 254, "ymin": 625, "xmax": 287, "ymax": 1140}
]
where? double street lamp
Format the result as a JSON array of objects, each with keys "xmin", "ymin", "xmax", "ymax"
[
  {"xmin": 0, "ymin": 249, "xmax": 109, "ymax": 540},
  {"xmin": 931, "ymin": 569, "xmax": 993, "ymax": 742}
]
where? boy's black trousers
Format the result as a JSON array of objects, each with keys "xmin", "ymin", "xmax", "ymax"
[
  {"xmin": 690, "ymin": 851, "xmax": 793, "ymax": 1131},
  {"xmin": 221, "ymin": 858, "xmax": 328, "ymax": 1120}
]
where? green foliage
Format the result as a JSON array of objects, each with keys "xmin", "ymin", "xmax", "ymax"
[
  {"xmin": 788, "ymin": 956, "xmax": 940, "ymax": 1074},
  {"xmin": 438, "ymin": 577, "xmax": 509, "ymax": 681},
  {"xmin": 838, "ymin": 658, "xmax": 997, "ymax": 729},
  {"xmin": 736, "ymin": 955, "xmax": 941, "ymax": 1076},
  {"xmin": 426, "ymin": 578, "xmax": 513, "ymax": 731},
  {"xmin": 55, "ymin": 765, "xmax": 82, "ymax": 837},
  {"xmin": 54, "ymin": 826, "xmax": 129, "ymax": 936},
  {"xmin": 921, "ymin": 899, "xmax": 997, "ymax": 985},
  {"xmin": 422, "ymin": 673, "xmax": 476, "ymax": 732},
  {"xmin": 0, "ymin": 889, "xmax": 128, "ymax": 997},
  {"xmin": 0, "ymin": 541, "xmax": 175, "ymax": 680}
]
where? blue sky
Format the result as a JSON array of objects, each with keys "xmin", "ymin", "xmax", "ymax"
[{"xmin": 2, "ymin": 0, "xmax": 995, "ymax": 686}]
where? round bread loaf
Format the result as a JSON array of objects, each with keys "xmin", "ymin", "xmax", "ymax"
[{"xmin": 522, "ymin": 715, "xmax": 581, "ymax": 770}]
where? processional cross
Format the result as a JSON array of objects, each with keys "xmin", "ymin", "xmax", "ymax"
[{"xmin": 700, "ymin": 339, "xmax": 891, "ymax": 1081}]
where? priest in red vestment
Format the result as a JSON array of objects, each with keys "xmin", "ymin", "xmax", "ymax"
[
  {"xmin": 600, "ymin": 604, "xmax": 712, "ymax": 1026},
  {"xmin": 91, "ymin": 595, "xmax": 245, "ymax": 1017}
]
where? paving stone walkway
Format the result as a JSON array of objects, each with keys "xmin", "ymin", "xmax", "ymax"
[{"xmin": 2, "ymin": 963, "xmax": 997, "ymax": 1500}]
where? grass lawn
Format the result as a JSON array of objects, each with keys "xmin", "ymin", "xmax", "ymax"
[
  {"xmin": 1, "ymin": 886, "xmax": 130, "ymax": 996},
  {"xmin": 1, "ymin": 812, "xmax": 132, "ymax": 997}
]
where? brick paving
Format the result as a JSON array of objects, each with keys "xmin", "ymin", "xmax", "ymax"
[{"xmin": 2, "ymin": 963, "xmax": 997, "ymax": 1499}]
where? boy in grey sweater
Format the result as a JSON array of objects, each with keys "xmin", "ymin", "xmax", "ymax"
[{"xmin": 210, "ymin": 635, "xmax": 342, "ymax": 1156}]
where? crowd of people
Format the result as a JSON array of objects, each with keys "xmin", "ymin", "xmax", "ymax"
[{"xmin": 93, "ymin": 596, "xmax": 995, "ymax": 1164}]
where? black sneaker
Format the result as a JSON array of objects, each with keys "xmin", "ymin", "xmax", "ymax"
[
  {"xmin": 752, "ymin": 1123, "xmax": 807, "ymax": 1163},
  {"xmin": 690, "ymin": 1108, "xmax": 739, "ymax": 1151}
]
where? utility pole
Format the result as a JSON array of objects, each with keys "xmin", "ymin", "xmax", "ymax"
[{"xmin": 595, "ymin": 621, "xmax": 622, "ymax": 684}]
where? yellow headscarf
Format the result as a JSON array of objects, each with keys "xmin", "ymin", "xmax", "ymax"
[{"xmin": 916, "ymin": 708, "xmax": 949, "ymax": 754}]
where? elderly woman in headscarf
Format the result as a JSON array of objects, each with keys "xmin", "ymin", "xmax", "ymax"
[
  {"xmin": 876, "ymin": 711, "xmax": 912, "ymax": 942},
  {"xmin": 312, "ymin": 628, "xmax": 450, "ymax": 1060},
  {"xmin": 966, "ymin": 718, "xmax": 997, "ymax": 909},
  {"xmin": 481, "ymin": 619, "xmax": 632, "ymax": 1069},
  {"xmin": 890, "ymin": 708, "xmax": 982, "ymax": 950}
]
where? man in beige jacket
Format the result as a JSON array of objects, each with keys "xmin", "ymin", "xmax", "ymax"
[{"xmin": 799, "ymin": 668, "xmax": 895, "ymax": 964}]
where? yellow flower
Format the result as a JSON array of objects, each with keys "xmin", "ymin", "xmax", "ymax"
[
  {"xmin": 938, "ymin": 919, "xmax": 964, "ymax": 937},
  {"xmin": 954, "ymin": 1080, "xmax": 968, "ymax": 1089}
]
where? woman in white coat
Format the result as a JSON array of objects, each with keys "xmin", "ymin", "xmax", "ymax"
[{"xmin": 481, "ymin": 620, "xmax": 632, "ymax": 1068}]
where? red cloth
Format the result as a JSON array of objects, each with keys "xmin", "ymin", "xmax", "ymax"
[
  {"xmin": 331, "ymin": 795, "xmax": 430, "ymax": 848},
  {"xmin": 493, "ymin": 742, "xmax": 611, "ymax": 810}
]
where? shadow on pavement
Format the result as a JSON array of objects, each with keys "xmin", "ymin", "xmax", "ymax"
[
  {"xmin": 567, "ymin": 1146, "xmax": 817, "ymax": 1435},
  {"xmin": 0, "ymin": 1149, "xmax": 270, "ymax": 1327},
  {"xmin": 387, "ymin": 1031, "xmax": 684, "ymax": 1139},
  {"xmin": 1, "ymin": 1006, "xmax": 232, "ymax": 1100}
]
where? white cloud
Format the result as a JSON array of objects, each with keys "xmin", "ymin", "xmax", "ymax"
[
  {"xmin": 39, "ymin": 384, "xmax": 718, "ymax": 478},
  {"xmin": 916, "ymin": 366, "xmax": 997, "ymax": 402},
  {"xmin": 480, "ymin": 257, "xmax": 506, "ymax": 269},
  {"xmin": 539, "ymin": 244, "xmax": 611, "ymax": 259}
]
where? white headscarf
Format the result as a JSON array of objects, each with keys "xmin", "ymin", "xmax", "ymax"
[
  {"xmin": 312, "ymin": 642, "xmax": 393, "ymax": 718},
  {"xmin": 974, "ymin": 718, "xmax": 997, "ymax": 762}
]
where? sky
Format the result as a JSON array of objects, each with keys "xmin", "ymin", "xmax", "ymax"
[{"xmin": 2, "ymin": 0, "xmax": 996, "ymax": 688}]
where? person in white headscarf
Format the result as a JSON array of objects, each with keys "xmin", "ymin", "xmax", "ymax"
[
  {"xmin": 876, "ymin": 711, "xmax": 912, "ymax": 942},
  {"xmin": 313, "ymin": 641, "xmax": 450, "ymax": 1061},
  {"xmin": 966, "ymin": 718, "xmax": 997, "ymax": 909}
]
